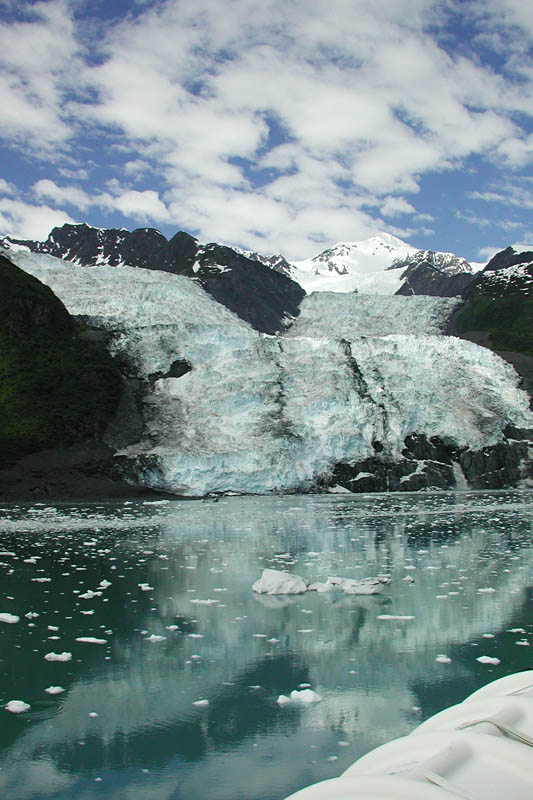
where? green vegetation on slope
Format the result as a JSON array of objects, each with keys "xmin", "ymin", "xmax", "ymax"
[
  {"xmin": 0, "ymin": 255, "xmax": 122, "ymax": 468},
  {"xmin": 454, "ymin": 295, "xmax": 533, "ymax": 356}
]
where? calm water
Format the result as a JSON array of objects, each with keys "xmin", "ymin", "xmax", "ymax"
[{"xmin": 0, "ymin": 491, "xmax": 532, "ymax": 800}]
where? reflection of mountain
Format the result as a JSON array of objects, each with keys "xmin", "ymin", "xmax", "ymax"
[{"xmin": 1, "ymin": 493, "xmax": 533, "ymax": 798}]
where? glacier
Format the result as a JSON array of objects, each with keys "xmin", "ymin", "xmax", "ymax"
[{"xmin": 6, "ymin": 247, "xmax": 533, "ymax": 496}]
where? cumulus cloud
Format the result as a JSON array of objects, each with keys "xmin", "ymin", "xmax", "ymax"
[
  {"xmin": 0, "ymin": 198, "xmax": 77, "ymax": 239},
  {"xmin": 0, "ymin": 0, "xmax": 533, "ymax": 255}
]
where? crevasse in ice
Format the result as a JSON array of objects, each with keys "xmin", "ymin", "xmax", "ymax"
[{"xmin": 9, "ymin": 249, "xmax": 533, "ymax": 495}]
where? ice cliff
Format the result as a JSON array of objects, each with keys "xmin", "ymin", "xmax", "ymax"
[{"xmin": 5, "ymin": 247, "xmax": 533, "ymax": 497}]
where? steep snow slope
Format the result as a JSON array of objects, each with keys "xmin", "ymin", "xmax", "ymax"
[
  {"xmin": 8, "ymin": 248, "xmax": 532, "ymax": 496},
  {"xmin": 290, "ymin": 234, "xmax": 415, "ymax": 294}
]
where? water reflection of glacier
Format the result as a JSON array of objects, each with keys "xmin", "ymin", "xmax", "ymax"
[{"xmin": 0, "ymin": 492, "xmax": 532, "ymax": 799}]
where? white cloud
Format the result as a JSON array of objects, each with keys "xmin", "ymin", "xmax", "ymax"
[
  {"xmin": 0, "ymin": 178, "xmax": 16, "ymax": 196},
  {"xmin": 0, "ymin": 198, "xmax": 77, "ymax": 239},
  {"xmin": 1, "ymin": 0, "xmax": 533, "ymax": 254}
]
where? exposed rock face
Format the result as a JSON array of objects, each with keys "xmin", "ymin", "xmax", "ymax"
[
  {"xmin": 391, "ymin": 250, "xmax": 476, "ymax": 297},
  {"xmin": 327, "ymin": 428, "xmax": 533, "ymax": 493},
  {"xmin": 4, "ymin": 224, "xmax": 305, "ymax": 335}
]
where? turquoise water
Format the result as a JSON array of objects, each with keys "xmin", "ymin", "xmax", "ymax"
[{"xmin": 0, "ymin": 491, "xmax": 532, "ymax": 799}]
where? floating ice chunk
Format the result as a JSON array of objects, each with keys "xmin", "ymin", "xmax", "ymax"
[
  {"xmin": 44, "ymin": 652, "xmax": 72, "ymax": 662},
  {"xmin": 0, "ymin": 613, "xmax": 19, "ymax": 624},
  {"xmin": 99, "ymin": 580, "xmax": 112, "ymax": 589},
  {"xmin": 402, "ymin": 575, "xmax": 415, "ymax": 583},
  {"xmin": 307, "ymin": 578, "xmax": 334, "ymax": 592},
  {"xmin": 138, "ymin": 583, "xmax": 154, "ymax": 592},
  {"xmin": 45, "ymin": 686, "xmax": 65, "ymax": 695},
  {"xmin": 89, "ymin": 712, "xmax": 99, "ymax": 717},
  {"xmin": 75, "ymin": 637, "xmax": 107, "ymax": 644},
  {"xmin": 482, "ymin": 633, "xmax": 495, "ymax": 639},
  {"xmin": 252, "ymin": 569, "xmax": 307, "ymax": 595},
  {"xmin": 508, "ymin": 628, "xmax": 526, "ymax": 634},
  {"xmin": 477, "ymin": 587, "xmax": 496, "ymax": 594},
  {"xmin": 188, "ymin": 633, "xmax": 204, "ymax": 638},
  {"xmin": 79, "ymin": 590, "xmax": 102, "ymax": 600},
  {"xmin": 80, "ymin": 610, "xmax": 95, "ymax": 615},
  {"xmin": 146, "ymin": 634, "xmax": 166, "ymax": 643},
  {"xmin": 476, "ymin": 655, "xmax": 501, "ymax": 665},
  {"xmin": 32, "ymin": 577, "xmax": 51, "ymax": 582},
  {"xmin": 290, "ymin": 689, "xmax": 322, "ymax": 704},
  {"xmin": 277, "ymin": 695, "xmax": 292, "ymax": 706},
  {"xmin": 329, "ymin": 576, "xmax": 388, "ymax": 595},
  {"xmin": 436, "ymin": 654, "xmax": 452, "ymax": 664},
  {"xmin": 25, "ymin": 612, "xmax": 39, "ymax": 619},
  {"xmin": 298, "ymin": 683, "xmax": 311, "ymax": 688},
  {"xmin": 5, "ymin": 700, "xmax": 30, "ymax": 713},
  {"xmin": 190, "ymin": 598, "xmax": 219, "ymax": 605},
  {"xmin": 297, "ymin": 629, "xmax": 313, "ymax": 633},
  {"xmin": 377, "ymin": 614, "xmax": 415, "ymax": 621},
  {"xmin": 193, "ymin": 699, "xmax": 209, "ymax": 707},
  {"xmin": 166, "ymin": 625, "xmax": 178, "ymax": 631},
  {"xmin": 48, "ymin": 625, "xmax": 59, "ymax": 631},
  {"xmin": 328, "ymin": 484, "xmax": 353, "ymax": 494},
  {"xmin": 515, "ymin": 639, "xmax": 530, "ymax": 646}
]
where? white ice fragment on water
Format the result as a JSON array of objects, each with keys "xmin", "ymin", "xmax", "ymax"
[
  {"xmin": 47, "ymin": 625, "xmax": 59, "ymax": 631},
  {"xmin": 89, "ymin": 712, "xmax": 99, "ymax": 717},
  {"xmin": 377, "ymin": 615, "xmax": 415, "ymax": 621},
  {"xmin": 79, "ymin": 590, "xmax": 102, "ymax": 600},
  {"xmin": 75, "ymin": 637, "xmax": 107, "ymax": 644},
  {"xmin": 146, "ymin": 634, "xmax": 166, "ymax": 643},
  {"xmin": 44, "ymin": 652, "xmax": 72, "ymax": 662},
  {"xmin": 307, "ymin": 579, "xmax": 334, "ymax": 592},
  {"xmin": 193, "ymin": 699, "xmax": 209, "ymax": 707},
  {"xmin": 166, "ymin": 625, "xmax": 179, "ymax": 631},
  {"xmin": 138, "ymin": 583, "xmax": 154, "ymax": 592},
  {"xmin": 5, "ymin": 700, "xmax": 30, "ymax": 713},
  {"xmin": 290, "ymin": 689, "xmax": 322, "ymax": 704},
  {"xmin": 188, "ymin": 633, "xmax": 204, "ymax": 638},
  {"xmin": 329, "ymin": 576, "xmax": 388, "ymax": 595},
  {"xmin": 482, "ymin": 633, "xmax": 495, "ymax": 639},
  {"xmin": 507, "ymin": 628, "xmax": 526, "ymax": 634},
  {"xmin": 32, "ymin": 577, "xmax": 51, "ymax": 582},
  {"xmin": 402, "ymin": 575, "xmax": 415, "ymax": 583},
  {"xmin": 476, "ymin": 655, "xmax": 501, "ymax": 665},
  {"xmin": 328, "ymin": 484, "xmax": 353, "ymax": 493},
  {"xmin": 298, "ymin": 683, "xmax": 311, "ymax": 688},
  {"xmin": 477, "ymin": 587, "xmax": 496, "ymax": 594},
  {"xmin": 45, "ymin": 686, "xmax": 65, "ymax": 695},
  {"xmin": 25, "ymin": 612, "xmax": 39, "ymax": 619},
  {"xmin": 515, "ymin": 639, "xmax": 530, "ymax": 646},
  {"xmin": 0, "ymin": 613, "xmax": 19, "ymax": 624},
  {"xmin": 252, "ymin": 569, "xmax": 307, "ymax": 595},
  {"xmin": 267, "ymin": 638, "xmax": 279, "ymax": 643},
  {"xmin": 99, "ymin": 580, "xmax": 112, "ymax": 589},
  {"xmin": 277, "ymin": 695, "xmax": 292, "ymax": 706},
  {"xmin": 80, "ymin": 610, "xmax": 95, "ymax": 615},
  {"xmin": 297, "ymin": 629, "xmax": 313, "ymax": 633},
  {"xmin": 436, "ymin": 654, "xmax": 452, "ymax": 664}
]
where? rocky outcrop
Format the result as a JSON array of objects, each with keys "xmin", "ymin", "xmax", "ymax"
[
  {"xmin": 326, "ymin": 427, "xmax": 533, "ymax": 493},
  {"xmin": 4, "ymin": 224, "xmax": 305, "ymax": 335},
  {"xmin": 391, "ymin": 250, "xmax": 476, "ymax": 297}
]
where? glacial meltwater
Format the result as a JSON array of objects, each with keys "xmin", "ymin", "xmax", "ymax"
[{"xmin": 1, "ymin": 492, "xmax": 532, "ymax": 800}]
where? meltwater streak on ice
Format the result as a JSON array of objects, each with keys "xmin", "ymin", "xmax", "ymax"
[
  {"xmin": 0, "ymin": 494, "xmax": 532, "ymax": 800},
  {"xmin": 8, "ymin": 249, "xmax": 533, "ymax": 496}
]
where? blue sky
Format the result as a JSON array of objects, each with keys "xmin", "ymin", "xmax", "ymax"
[{"xmin": 1, "ymin": 0, "xmax": 533, "ymax": 262}]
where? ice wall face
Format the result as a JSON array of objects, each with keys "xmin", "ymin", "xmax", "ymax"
[{"xmin": 7, "ymin": 249, "xmax": 533, "ymax": 496}]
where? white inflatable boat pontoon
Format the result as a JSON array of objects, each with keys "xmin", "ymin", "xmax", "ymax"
[{"xmin": 284, "ymin": 670, "xmax": 533, "ymax": 799}]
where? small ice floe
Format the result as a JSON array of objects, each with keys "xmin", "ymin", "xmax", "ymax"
[
  {"xmin": 402, "ymin": 575, "xmax": 415, "ymax": 583},
  {"xmin": 44, "ymin": 652, "xmax": 72, "ymax": 662},
  {"xmin": 0, "ymin": 613, "xmax": 19, "ymax": 624},
  {"xmin": 48, "ymin": 625, "xmax": 59, "ymax": 631},
  {"xmin": 89, "ymin": 712, "xmax": 99, "ymax": 718},
  {"xmin": 138, "ymin": 583, "xmax": 154, "ymax": 592},
  {"xmin": 515, "ymin": 639, "xmax": 530, "ymax": 647},
  {"xmin": 188, "ymin": 633, "xmax": 204, "ymax": 639},
  {"xmin": 307, "ymin": 578, "xmax": 334, "ymax": 593},
  {"xmin": 99, "ymin": 580, "xmax": 112, "ymax": 589},
  {"xmin": 193, "ymin": 699, "xmax": 209, "ymax": 707},
  {"xmin": 252, "ymin": 569, "xmax": 307, "ymax": 595},
  {"xmin": 190, "ymin": 598, "xmax": 219, "ymax": 605},
  {"xmin": 436, "ymin": 655, "xmax": 452, "ymax": 664},
  {"xmin": 145, "ymin": 634, "xmax": 166, "ymax": 643},
  {"xmin": 377, "ymin": 615, "xmax": 415, "ymax": 621},
  {"xmin": 25, "ymin": 612, "xmax": 39, "ymax": 619},
  {"xmin": 476, "ymin": 655, "xmax": 501, "ymax": 665},
  {"xmin": 482, "ymin": 633, "xmax": 495, "ymax": 639},
  {"xmin": 32, "ymin": 577, "xmax": 51, "ymax": 583},
  {"xmin": 75, "ymin": 637, "xmax": 107, "ymax": 645},
  {"xmin": 477, "ymin": 587, "xmax": 496, "ymax": 594},
  {"xmin": 328, "ymin": 485, "xmax": 353, "ymax": 494},
  {"xmin": 5, "ymin": 700, "xmax": 30, "ymax": 713},
  {"xmin": 329, "ymin": 576, "xmax": 389, "ymax": 595},
  {"xmin": 166, "ymin": 625, "xmax": 179, "ymax": 631},
  {"xmin": 80, "ymin": 610, "xmax": 95, "ymax": 616},
  {"xmin": 277, "ymin": 689, "xmax": 323, "ymax": 706},
  {"xmin": 45, "ymin": 686, "xmax": 65, "ymax": 695},
  {"xmin": 79, "ymin": 590, "xmax": 102, "ymax": 600},
  {"xmin": 508, "ymin": 628, "xmax": 526, "ymax": 634}
]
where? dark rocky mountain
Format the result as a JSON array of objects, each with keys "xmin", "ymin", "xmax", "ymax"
[
  {"xmin": 449, "ymin": 247, "xmax": 533, "ymax": 402},
  {"xmin": 391, "ymin": 249, "xmax": 476, "ymax": 297},
  {"xmin": 4, "ymin": 224, "xmax": 305, "ymax": 335},
  {"xmin": 0, "ymin": 253, "xmax": 148, "ymax": 497}
]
